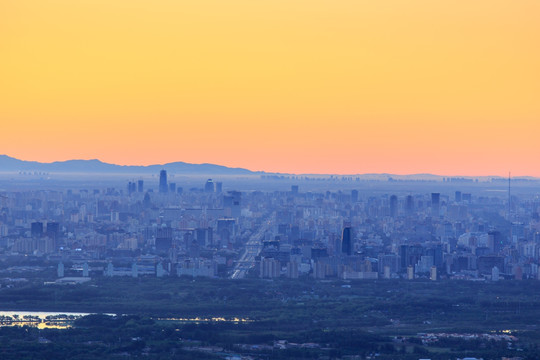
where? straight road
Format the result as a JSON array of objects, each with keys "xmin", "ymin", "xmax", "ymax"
[{"xmin": 230, "ymin": 212, "xmax": 274, "ymax": 279}]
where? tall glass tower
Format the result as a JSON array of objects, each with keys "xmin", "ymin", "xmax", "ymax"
[
  {"xmin": 342, "ymin": 227, "xmax": 352, "ymax": 256},
  {"xmin": 159, "ymin": 170, "xmax": 168, "ymax": 193}
]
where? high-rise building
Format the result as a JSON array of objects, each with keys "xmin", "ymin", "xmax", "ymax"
[
  {"xmin": 383, "ymin": 266, "xmax": 391, "ymax": 279},
  {"xmin": 127, "ymin": 181, "xmax": 136, "ymax": 195},
  {"xmin": 378, "ymin": 253, "xmax": 400, "ymax": 276},
  {"xmin": 217, "ymin": 218, "xmax": 236, "ymax": 246},
  {"xmin": 143, "ymin": 192, "xmax": 151, "ymax": 208},
  {"xmin": 155, "ymin": 227, "xmax": 173, "ymax": 252},
  {"xmin": 46, "ymin": 222, "xmax": 60, "ymax": 239},
  {"xmin": 224, "ymin": 191, "xmax": 241, "ymax": 218},
  {"xmin": 260, "ymin": 257, "xmax": 280, "ymax": 278},
  {"xmin": 488, "ymin": 231, "xmax": 504, "ymax": 254},
  {"xmin": 431, "ymin": 193, "xmax": 440, "ymax": 217},
  {"xmin": 491, "ymin": 266, "xmax": 500, "ymax": 281},
  {"xmin": 169, "ymin": 182, "xmax": 176, "ymax": 193},
  {"xmin": 215, "ymin": 182, "xmax": 223, "ymax": 194},
  {"xmin": 286, "ymin": 261, "xmax": 299, "ymax": 279},
  {"xmin": 430, "ymin": 266, "xmax": 437, "ymax": 281},
  {"xmin": 400, "ymin": 244, "xmax": 424, "ymax": 269},
  {"xmin": 137, "ymin": 180, "xmax": 144, "ymax": 193},
  {"xmin": 204, "ymin": 179, "xmax": 214, "ymax": 193},
  {"xmin": 159, "ymin": 170, "xmax": 168, "ymax": 193},
  {"xmin": 341, "ymin": 227, "xmax": 352, "ymax": 256},
  {"xmin": 455, "ymin": 191, "xmax": 462, "ymax": 202},
  {"xmin": 407, "ymin": 265, "xmax": 414, "ymax": 280},
  {"xmin": 313, "ymin": 261, "xmax": 326, "ymax": 279},
  {"xmin": 196, "ymin": 227, "xmax": 213, "ymax": 247},
  {"xmin": 405, "ymin": 195, "xmax": 414, "ymax": 215},
  {"xmin": 390, "ymin": 195, "xmax": 398, "ymax": 218},
  {"xmin": 31, "ymin": 222, "xmax": 43, "ymax": 238},
  {"xmin": 351, "ymin": 189, "xmax": 358, "ymax": 203}
]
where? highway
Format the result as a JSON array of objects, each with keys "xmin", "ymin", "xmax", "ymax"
[{"xmin": 230, "ymin": 212, "xmax": 274, "ymax": 279}]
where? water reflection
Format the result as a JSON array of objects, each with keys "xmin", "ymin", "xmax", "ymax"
[
  {"xmin": 0, "ymin": 311, "xmax": 90, "ymax": 329},
  {"xmin": 0, "ymin": 311, "xmax": 254, "ymax": 329}
]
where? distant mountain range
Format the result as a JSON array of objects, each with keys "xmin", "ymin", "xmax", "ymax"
[
  {"xmin": 0, "ymin": 155, "xmax": 257, "ymax": 175},
  {"xmin": 0, "ymin": 155, "xmax": 537, "ymax": 180}
]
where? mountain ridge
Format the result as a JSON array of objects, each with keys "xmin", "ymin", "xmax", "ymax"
[
  {"xmin": 0, "ymin": 155, "xmax": 537, "ymax": 180},
  {"xmin": 0, "ymin": 155, "xmax": 256, "ymax": 175}
]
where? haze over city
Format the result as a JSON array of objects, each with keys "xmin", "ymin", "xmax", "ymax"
[{"xmin": 2, "ymin": 1, "xmax": 540, "ymax": 360}]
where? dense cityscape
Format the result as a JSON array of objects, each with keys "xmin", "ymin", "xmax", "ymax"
[
  {"xmin": 1, "ymin": 168, "xmax": 540, "ymax": 359},
  {"xmin": 1, "ymin": 169, "xmax": 539, "ymax": 283}
]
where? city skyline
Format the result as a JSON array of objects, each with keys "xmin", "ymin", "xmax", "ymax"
[
  {"xmin": 2, "ymin": 2, "xmax": 540, "ymax": 358},
  {"xmin": 2, "ymin": 1, "xmax": 539, "ymax": 176}
]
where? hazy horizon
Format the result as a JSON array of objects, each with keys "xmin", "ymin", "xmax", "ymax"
[{"xmin": 1, "ymin": 154, "xmax": 537, "ymax": 178}]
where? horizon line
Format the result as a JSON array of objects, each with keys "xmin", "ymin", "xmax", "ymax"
[{"xmin": 1, "ymin": 154, "xmax": 534, "ymax": 179}]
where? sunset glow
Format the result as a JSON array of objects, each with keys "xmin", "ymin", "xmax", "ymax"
[{"xmin": 1, "ymin": 0, "xmax": 539, "ymax": 175}]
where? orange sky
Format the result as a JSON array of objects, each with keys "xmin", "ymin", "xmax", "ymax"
[{"xmin": 1, "ymin": 0, "xmax": 539, "ymax": 175}]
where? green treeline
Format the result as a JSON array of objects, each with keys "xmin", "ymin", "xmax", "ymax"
[{"xmin": 1, "ymin": 277, "xmax": 540, "ymax": 359}]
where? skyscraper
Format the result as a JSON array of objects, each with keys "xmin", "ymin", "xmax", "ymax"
[
  {"xmin": 137, "ymin": 180, "xmax": 144, "ymax": 193},
  {"xmin": 351, "ymin": 189, "xmax": 358, "ymax": 203},
  {"xmin": 431, "ymin": 193, "xmax": 440, "ymax": 217},
  {"xmin": 204, "ymin": 179, "xmax": 214, "ymax": 193},
  {"xmin": 31, "ymin": 222, "xmax": 43, "ymax": 238},
  {"xmin": 155, "ymin": 227, "xmax": 173, "ymax": 252},
  {"xmin": 159, "ymin": 170, "xmax": 168, "ymax": 193},
  {"xmin": 488, "ymin": 231, "xmax": 504, "ymax": 254},
  {"xmin": 390, "ymin": 195, "xmax": 398, "ymax": 218},
  {"xmin": 196, "ymin": 227, "xmax": 213, "ymax": 247},
  {"xmin": 46, "ymin": 222, "xmax": 59, "ymax": 239},
  {"xmin": 405, "ymin": 195, "xmax": 414, "ymax": 215},
  {"xmin": 224, "ymin": 191, "xmax": 241, "ymax": 218},
  {"xmin": 143, "ymin": 192, "xmax": 151, "ymax": 208},
  {"xmin": 217, "ymin": 218, "xmax": 236, "ymax": 247},
  {"xmin": 127, "ymin": 181, "xmax": 136, "ymax": 195},
  {"xmin": 341, "ymin": 226, "xmax": 352, "ymax": 256}
]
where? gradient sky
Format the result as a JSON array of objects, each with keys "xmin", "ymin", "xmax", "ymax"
[{"xmin": 1, "ymin": 0, "xmax": 539, "ymax": 175}]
